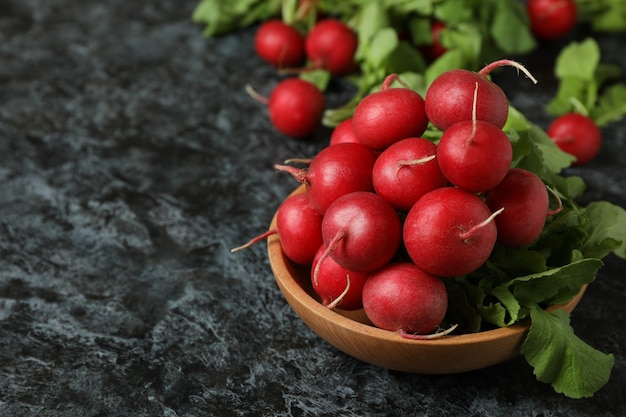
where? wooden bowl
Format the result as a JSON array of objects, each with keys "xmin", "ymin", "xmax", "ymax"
[{"xmin": 267, "ymin": 186, "xmax": 587, "ymax": 374}]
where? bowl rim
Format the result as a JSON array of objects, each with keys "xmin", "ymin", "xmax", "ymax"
[{"xmin": 268, "ymin": 184, "xmax": 587, "ymax": 347}]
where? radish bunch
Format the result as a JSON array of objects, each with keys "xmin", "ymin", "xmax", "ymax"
[
  {"xmin": 236, "ymin": 61, "xmax": 560, "ymax": 339},
  {"xmin": 248, "ymin": 18, "xmax": 358, "ymax": 139}
]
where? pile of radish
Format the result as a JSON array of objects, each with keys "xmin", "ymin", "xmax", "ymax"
[{"xmin": 234, "ymin": 59, "xmax": 565, "ymax": 338}]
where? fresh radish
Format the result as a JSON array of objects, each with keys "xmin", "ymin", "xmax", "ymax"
[
  {"xmin": 372, "ymin": 137, "xmax": 448, "ymax": 212},
  {"xmin": 547, "ymin": 112, "xmax": 602, "ymax": 166},
  {"xmin": 246, "ymin": 78, "xmax": 325, "ymax": 139},
  {"xmin": 486, "ymin": 168, "xmax": 553, "ymax": 247},
  {"xmin": 403, "ymin": 187, "xmax": 502, "ymax": 277},
  {"xmin": 436, "ymin": 82, "xmax": 513, "ymax": 192},
  {"xmin": 231, "ymin": 193, "xmax": 323, "ymax": 265},
  {"xmin": 317, "ymin": 191, "xmax": 402, "ymax": 273},
  {"xmin": 305, "ymin": 18, "xmax": 358, "ymax": 76},
  {"xmin": 274, "ymin": 142, "xmax": 376, "ymax": 215},
  {"xmin": 361, "ymin": 262, "xmax": 449, "ymax": 337},
  {"xmin": 310, "ymin": 244, "xmax": 368, "ymax": 310},
  {"xmin": 420, "ymin": 20, "xmax": 448, "ymax": 60},
  {"xmin": 526, "ymin": 0, "xmax": 577, "ymax": 41},
  {"xmin": 329, "ymin": 117, "xmax": 360, "ymax": 145},
  {"xmin": 425, "ymin": 59, "xmax": 537, "ymax": 131},
  {"xmin": 352, "ymin": 74, "xmax": 429, "ymax": 151},
  {"xmin": 254, "ymin": 20, "xmax": 305, "ymax": 68}
]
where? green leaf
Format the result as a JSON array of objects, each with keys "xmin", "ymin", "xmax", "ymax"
[
  {"xmin": 367, "ymin": 28, "xmax": 399, "ymax": 69},
  {"xmin": 521, "ymin": 308, "xmax": 614, "ymax": 399},
  {"xmin": 353, "ymin": 2, "xmax": 390, "ymax": 63},
  {"xmin": 590, "ymin": 83, "xmax": 626, "ymax": 127},
  {"xmin": 582, "ymin": 201, "xmax": 626, "ymax": 259},
  {"xmin": 192, "ymin": 0, "xmax": 282, "ymax": 36},
  {"xmin": 299, "ymin": 69, "xmax": 332, "ymax": 92},
  {"xmin": 504, "ymin": 258, "xmax": 602, "ymax": 307},
  {"xmin": 424, "ymin": 49, "xmax": 467, "ymax": 85},
  {"xmin": 490, "ymin": 0, "xmax": 536, "ymax": 54},
  {"xmin": 554, "ymin": 38, "xmax": 600, "ymax": 81}
]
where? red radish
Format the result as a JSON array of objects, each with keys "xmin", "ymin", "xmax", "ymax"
[
  {"xmin": 311, "ymin": 244, "xmax": 368, "ymax": 310},
  {"xmin": 305, "ymin": 18, "xmax": 358, "ymax": 76},
  {"xmin": 231, "ymin": 193, "xmax": 323, "ymax": 265},
  {"xmin": 436, "ymin": 82, "xmax": 512, "ymax": 192},
  {"xmin": 486, "ymin": 168, "xmax": 551, "ymax": 247},
  {"xmin": 526, "ymin": 0, "xmax": 577, "ymax": 41},
  {"xmin": 420, "ymin": 20, "xmax": 448, "ymax": 60},
  {"xmin": 372, "ymin": 137, "xmax": 448, "ymax": 212},
  {"xmin": 403, "ymin": 187, "xmax": 502, "ymax": 277},
  {"xmin": 247, "ymin": 78, "xmax": 325, "ymax": 139},
  {"xmin": 425, "ymin": 59, "xmax": 537, "ymax": 131},
  {"xmin": 352, "ymin": 74, "xmax": 428, "ymax": 151},
  {"xmin": 318, "ymin": 191, "xmax": 402, "ymax": 273},
  {"xmin": 547, "ymin": 112, "xmax": 602, "ymax": 166},
  {"xmin": 274, "ymin": 142, "xmax": 376, "ymax": 215},
  {"xmin": 362, "ymin": 262, "xmax": 449, "ymax": 337},
  {"xmin": 329, "ymin": 117, "xmax": 360, "ymax": 145},
  {"xmin": 254, "ymin": 20, "xmax": 305, "ymax": 68}
]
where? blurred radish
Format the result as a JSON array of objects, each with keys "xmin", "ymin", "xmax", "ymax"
[
  {"xmin": 547, "ymin": 112, "xmax": 602, "ymax": 166},
  {"xmin": 254, "ymin": 20, "xmax": 305, "ymax": 68},
  {"xmin": 305, "ymin": 18, "xmax": 358, "ymax": 75},
  {"xmin": 246, "ymin": 78, "xmax": 325, "ymax": 139},
  {"xmin": 527, "ymin": 0, "xmax": 577, "ymax": 41}
]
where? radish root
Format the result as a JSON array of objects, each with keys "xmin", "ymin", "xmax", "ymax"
[
  {"xmin": 460, "ymin": 207, "xmax": 504, "ymax": 241},
  {"xmin": 313, "ymin": 229, "xmax": 347, "ymax": 286},
  {"xmin": 400, "ymin": 323, "xmax": 459, "ymax": 340},
  {"xmin": 231, "ymin": 229, "xmax": 278, "ymax": 252},
  {"xmin": 325, "ymin": 274, "xmax": 351, "ymax": 310},
  {"xmin": 395, "ymin": 154, "xmax": 436, "ymax": 178},
  {"xmin": 546, "ymin": 186, "xmax": 564, "ymax": 217},
  {"xmin": 245, "ymin": 84, "xmax": 269, "ymax": 104},
  {"xmin": 478, "ymin": 59, "xmax": 538, "ymax": 85}
]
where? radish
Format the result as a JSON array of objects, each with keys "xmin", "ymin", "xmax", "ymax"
[
  {"xmin": 436, "ymin": 82, "xmax": 512, "ymax": 192},
  {"xmin": 352, "ymin": 74, "xmax": 429, "ymax": 151},
  {"xmin": 231, "ymin": 193, "xmax": 323, "ymax": 265},
  {"xmin": 424, "ymin": 59, "xmax": 537, "ymax": 131},
  {"xmin": 420, "ymin": 20, "xmax": 448, "ymax": 60},
  {"xmin": 372, "ymin": 137, "xmax": 448, "ymax": 212},
  {"xmin": 485, "ymin": 168, "xmax": 553, "ymax": 247},
  {"xmin": 254, "ymin": 20, "xmax": 305, "ymax": 68},
  {"xmin": 547, "ymin": 112, "xmax": 602, "ymax": 166},
  {"xmin": 274, "ymin": 142, "xmax": 376, "ymax": 215},
  {"xmin": 305, "ymin": 18, "xmax": 358, "ymax": 76},
  {"xmin": 361, "ymin": 262, "xmax": 449, "ymax": 337},
  {"xmin": 311, "ymin": 244, "xmax": 368, "ymax": 310},
  {"xmin": 329, "ymin": 117, "xmax": 360, "ymax": 145},
  {"xmin": 403, "ymin": 187, "xmax": 502, "ymax": 277},
  {"xmin": 246, "ymin": 78, "xmax": 325, "ymax": 139},
  {"xmin": 526, "ymin": 0, "xmax": 577, "ymax": 41},
  {"xmin": 317, "ymin": 191, "xmax": 402, "ymax": 273}
]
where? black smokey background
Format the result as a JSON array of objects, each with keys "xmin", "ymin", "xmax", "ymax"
[{"xmin": 0, "ymin": 1, "xmax": 624, "ymax": 416}]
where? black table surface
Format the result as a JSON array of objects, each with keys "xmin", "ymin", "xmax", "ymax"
[{"xmin": 1, "ymin": 1, "xmax": 625, "ymax": 416}]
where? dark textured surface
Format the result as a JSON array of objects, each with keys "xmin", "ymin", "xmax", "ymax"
[{"xmin": 0, "ymin": 1, "xmax": 625, "ymax": 416}]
